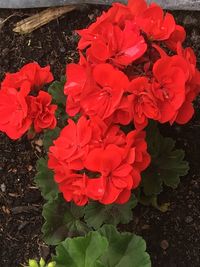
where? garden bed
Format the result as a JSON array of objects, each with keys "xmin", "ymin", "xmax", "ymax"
[{"xmin": 0, "ymin": 5, "xmax": 200, "ymax": 267}]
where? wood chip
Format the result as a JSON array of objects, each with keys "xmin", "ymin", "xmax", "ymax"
[
  {"xmin": 11, "ymin": 205, "xmax": 39, "ymax": 214},
  {"xmin": 13, "ymin": 6, "xmax": 77, "ymax": 34},
  {"xmin": 2, "ymin": 205, "xmax": 10, "ymax": 214}
]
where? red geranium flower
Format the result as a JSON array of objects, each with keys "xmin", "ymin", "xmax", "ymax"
[
  {"xmin": 152, "ymin": 55, "xmax": 188, "ymax": 123},
  {"xmin": 48, "ymin": 116, "xmax": 92, "ymax": 171},
  {"xmin": 135, "ymin": 3, "xmax": 175, "ymax": 41},
  {"xmin": 0, "ymin": 87, "xmax": 31, "ymax": 139},
  {"xmin": 85, "ymin": 20, "xmax": 147, "ymax": 67},
  {"xmin": 85, "ymin": 144, "xmax": 134, "ymax": 204},
  {"xmin": 77, "ymin": 3, "xmax": 132, "ymax": 50},
  {"xmin": 128, "ymin": 77, "xmax": 160, "ymax": 129},
  {"xmin": 81, "ymin": 63, "xmax": 129, "ymax": 120},
  {"xmin": 27, "ymin": 91, "xmax": 57, "ymax": 133},
  {"xmin": 1, "ymin": 62, "xmax": 53, "ymax": 93}
]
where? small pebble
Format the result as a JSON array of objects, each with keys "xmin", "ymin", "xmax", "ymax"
[
  {"xmin": 141, "ymin": 224, "xmax": 150, "ymax": 230},
  {"xmin": 35, "ymin": 139, "xmax": 43, "ymax": 147},
  {"xmin": 160, "ymin": 240, "xmax": 169, "ymax": 250},
  {"xmin": 28, "ymin": 165, "xmax": 33, "ymax": 171},
  {"xmin": 185, "ymin": 216, "xmax": 193, "ymax": 224},
  {"xmin": 0, "ymin": 183, "xmax": 6, "ymax": 192}
]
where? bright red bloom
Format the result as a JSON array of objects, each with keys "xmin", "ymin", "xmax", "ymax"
[
  {"xmin": 152, "ymin": 55, "xmax": 188, "ymax": 123},
  {"xmin": 65, "ymin": 62, "xmax": 129, "ymax": 121},
  {"xmin": 81, "ymin": 64, "xmax": 129, "ymax": 119},
  {"xmin": 135, "ymin": 3, "xmax": 175, "ymax": 41},
  {"xmin": 125, "ymin": 130, "xmax": 151, "ymax": 172},
  {"xmin": 48, "ymin": 116, "xmax": 92, "ymax": 171},
  {"xmin": 27, "ymin": 91, "xmax": 57, "ymax": 133},
  {"xmin": 77, "ymin": 3, "xmax": 133, "ymax": 51},
  {"xmin": 0, "ymin": 87, "xmax": 31, "ymax": 139},
  {"xmin": 48, "ymin": 114, "xmax": 150, "ymax": 206},
  {"xmin": 85, "ymin": 144, "xmax": 134, "ymax": 204},
  {"xmin": 1, "ymin": 62, "xmax": 53, "ymax": 93},
  {"xmin": 128, "ymin": 77, "xmax": 160, "ymax": 129},
  {"xmin": 59, "ymin": 172, "xmax": 89, "ymax": 206},
  {"xmin": 83, "ymin": 20, "xmax": 147, "ymax": 67}
]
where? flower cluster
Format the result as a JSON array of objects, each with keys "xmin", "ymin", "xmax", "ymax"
[
  {"xmin": 0, "ymin": 62, "xmax": 57, "ymax": 139},
  {"xmin": 65, "ymin": 0, "xmax": 200, "ymax": 129},
  {"xmin": 48, "ymin": 116, "xmax": 150, "ymax": 205},
  {"xmin": 48, "ymin": 0, "xmax": 200, "ymax": 206}
]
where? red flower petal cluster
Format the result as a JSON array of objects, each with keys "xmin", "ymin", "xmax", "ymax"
[
  {"xmin": 48, "ymin": 116, "xmax": 150, "ymax": 205},
  {"xmin": 64, "ymin": 0, "xmax": 200, "ymax": 130},
  {"xmin": 48, "ymin": 0, "xmax": 200, "ymax": 206},
  {"xmin": 0, "ymin": 62, "xmax": 57, "ymax": 139}
]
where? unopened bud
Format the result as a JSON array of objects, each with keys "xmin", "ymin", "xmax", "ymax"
[
  {"xmin": 28, "ymin": 259, "xmax": 39, "ymax": 267},
  {"xmin": 47, "ymin": 261, "xmax": 56, "ymax": 267},
  {"xmin": 39, "ymin": 258, "xmax": 46, "ymax": 267}
]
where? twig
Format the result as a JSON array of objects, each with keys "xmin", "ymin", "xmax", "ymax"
[{"xmin": 13, "ymin": 6, "xmax": 77, "ymax": 34}]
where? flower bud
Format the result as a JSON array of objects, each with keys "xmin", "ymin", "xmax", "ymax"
[
  {"xmin": 28, "ymin": 259, "xmax": 39, "ymax": 267},
  {"xmin": 39, "ymin": 258, "xmax": 46, "ymax": 267},
  {"xmin": 47, "ymin": 261, "xmax": 56, "ymax": 267}
]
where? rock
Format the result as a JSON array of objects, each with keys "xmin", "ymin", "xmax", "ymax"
[
  {"xmin": 160, "ymin": 240, "xmax": 169, "ymax": 250},
  {"xmin": 35, "ymin": 139, "xmax": 43, "ymax": 147},
  {"xmin": 185, "ymin": 216, "xmax": 193, "ymax": 224},
  {"xmin": 0, "ymin": 183, "xmax": 6, "ymax": 192}
]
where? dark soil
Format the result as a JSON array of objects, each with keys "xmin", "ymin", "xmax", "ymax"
[{"xmin": 0, "ymin": 5, "xmax": 200, "ymax": 267}]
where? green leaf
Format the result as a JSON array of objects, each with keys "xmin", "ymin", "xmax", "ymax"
[
  {"xmin": 141, "ymin": 122, "xmax": 189, "ymax": 197},
  {"xmin": 42, "ymin": 195, "xmax": 90, "ymax": 245},
  {"xmin": 35, "ymin": 158, "xmax": 59, "ymax": 201},
  {"xmin": 53, "ymin": 225, "xmax": 151, "ymax": 267},
  {"xmin": 99, "ymin": 225, "xmax": 151, "ymax": 267},
  {"xmin": 54, "ymin": 231, "xmax": 108, "ymax": 267},
  {"xmin": 48, "ymin": 77, "xmax": 66, "ymax": 107},
  {"xmin": 84, "ymin": 195, "xmax": 137, "ymax": 229},
  {"xmin": 43, "ymin": 127, "xmax": 61, "ymax": 151}
]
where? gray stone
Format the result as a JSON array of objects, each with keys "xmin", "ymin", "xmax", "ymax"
[
  {"xmin": 185, "ymin": 216, "xmax": 193, "ymax": 224},
  {"xmin": 0, "ymin": 0, "xmax": 200, "ymax": 10}
]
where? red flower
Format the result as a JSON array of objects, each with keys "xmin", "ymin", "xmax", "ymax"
[
  {"xmin": 128, "ymin": 77, "xmax": 160, "ymax": 129},
  {"xmin": 85, "ymin": 144, "xmax": 134, "ymax": 204},
  {"xmin": 48, "ymin": 114, "xmax": 150, "ymax": 205},
  {"xmin": 58, "ymin": 171, "xmax": 89, "ymax": 206},
  {"xmin": 48, "ymin": 116, "xmax": 92, "ymax": 171},
  {"xmin": 1, "ymin": 62, "xmax": 53, "ymax": 93},
  {"xmin": 0, "ymin": 87, "xmax": 31, "ymax": 139},
  {"xmin": 27, "ymin": 91, "xmax": 57, "ymax": 133},
  {"xmin": 152, "ymin": 55, "xmax": 188, "ymax": 123},
  {"xmin": 65, "ymin": 62, "xmax": 129, "ymax": 121},
  {"xmin": 77, "ymin": 3, "xmax": 132, "ymax": 50},
  {"xmin": 85, "ymin": 20, "xmax": 147, "ymax": 67},
  {"xmin": 82, "ymin": 64, "xmax": 129, "ymax": 119},
  {"xmin": 135, "ymin": 3, "xmax": 175, "ymax": 41},
  {"xmin": 125, "ymin": 130, "xmax": 151, "ymax": 172}
]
